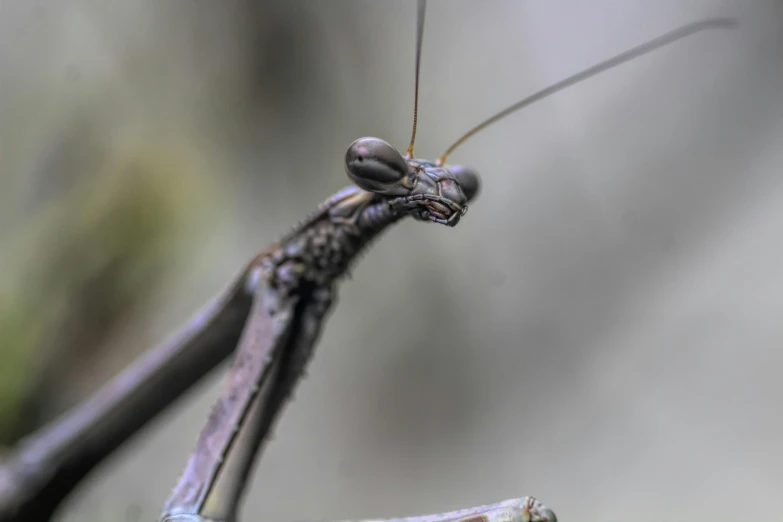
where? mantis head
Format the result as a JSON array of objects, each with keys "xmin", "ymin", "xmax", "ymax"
[{"xmin": 345, "ymin": 137, "xmax": 480, "ymax": 227}]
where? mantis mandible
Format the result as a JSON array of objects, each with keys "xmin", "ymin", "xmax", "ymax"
[{"xmin": 0, "ymin": 2, "xmax": 735, "ymax": 521}]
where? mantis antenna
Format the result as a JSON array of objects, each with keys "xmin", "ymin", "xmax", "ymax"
[
  {"xmin": 436, "ymin": 17, "xmax": 738, "ymax": 166},
  {"xmin": 406, "ymin": 0, "xmax": 427, "ymax": 159}
]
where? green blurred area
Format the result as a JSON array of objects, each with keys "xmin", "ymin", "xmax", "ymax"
[{"xmin": 0, "ymin": 129, "xmax": 223, "ymax": 444}]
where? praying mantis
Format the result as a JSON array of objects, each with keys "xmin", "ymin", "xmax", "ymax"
[{"xmin": 0, "ymin": 1, "xmax": 735, "ymax": 521}]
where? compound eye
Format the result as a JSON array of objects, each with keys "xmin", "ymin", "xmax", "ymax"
[
  {"xmin": 449, "ymin": 165, "xmax": 481, "ymax": 202},
  {"xmin": 345, "ymin": 138, "xmax": 408, "ymax": 193}
]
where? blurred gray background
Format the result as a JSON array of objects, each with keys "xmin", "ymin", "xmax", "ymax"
[{"xmin": 1, "ymin": 1, "xmax": 782, "ymax": 521}]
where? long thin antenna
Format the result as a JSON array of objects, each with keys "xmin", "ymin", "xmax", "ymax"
[
  {"xmin": 436, "ymin": 17, "xmax": 737, "ymax": 166},
  {"xmin": 406, "ymin": 0, "xmax": 427, "ymax": 159}
]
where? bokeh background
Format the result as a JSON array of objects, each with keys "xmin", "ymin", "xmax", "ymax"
[{"xmin": 1, "ymin": 1, "xmax": 782, "ymax": 521}]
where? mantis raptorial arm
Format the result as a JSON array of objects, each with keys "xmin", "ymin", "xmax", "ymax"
[
  {"xmin": 162, "ymin": 266, "xmax": 304, "ymax": 520},
  {"xmin": 161, "ymin": 496, "xmax": 556, "ymax": 522},
  {"xmin": 350, "ymin": 497, "xmax": 556, "ymax": 522}
]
